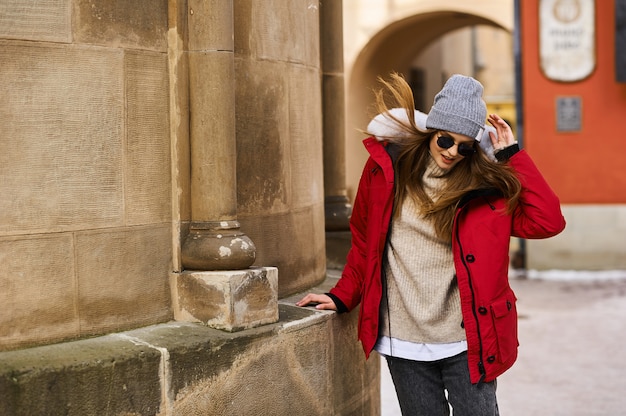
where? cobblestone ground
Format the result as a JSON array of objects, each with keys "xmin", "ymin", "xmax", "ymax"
[{"xmin": 381, "ymin": 275, "xmax": 626, "ymax": 416}]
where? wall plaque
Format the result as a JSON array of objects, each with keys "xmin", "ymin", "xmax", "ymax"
[
  {"xmin": 540, "ymin": 0, "xmax": 596, "ymax": 81},
  {"xmin": 556, "ymin": 96, "xmax": 582, "ymax": 132}
]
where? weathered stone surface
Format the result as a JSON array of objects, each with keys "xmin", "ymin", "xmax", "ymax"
[
  {"xmin": 181, "ymin": 222, "xmax": 256, "ymax": 270},
  {"xmin": 326, "ymin": 230, "xmax": 352, "ymax": 270},
  {"xmin": 0, "ymin": 334, "xmax": 162, "ymax": 416},
  {"xmin": 174, "ymin": 267, "xmax": 278, "ymax": 331},
  {"xmin": 125, "ymin": 50, "xmax": 171, "ymax": 226},
  {"xmin": 320, "ymin": 0, "xmax": 344, "ymax": 72},
  {"xmin": 171, "ymin": 315, "xmax": 333, "ymax": 415},
  {"xmin": 233, "ymin": 59, "xmax": 326, "ymax": 296},
  {"xmin": 73, "ymin": 0, "xmax": 168, "ymax": 51},
  {"xmin": 0, "ymin": 40, "xmax": 176, "ymax": 350},
  {"xmin": 240, "ymin": 207, "xmax": 326, "ymax": 298},
  {"xmin": 234, "ymin": 0, "xmax": 320, "ymax": 66},
  {"xmin": 75, "ymin": 225, "xmax": 172, "ymax": 334},
  {"xmin": 0, "ymin": 0, "xmax": 71, "ymax": 43},
  {"xmin": 233, "ymin": 3, "xmax": 325, "ymax": 291},
  {"xmin": 188, "ymin": 0, "xmax": 234, "ymax": 52},
  {"xmin": 322, "ymin": 74, "xmax": 348, "ymax": 195},
  {"xmin": 188, "ymin": 50, "xmax": 237, "ymax": 219},
  {"xmin": 0, "ymin": 42, "xmax": 124, "ymax": 235},
  {"xmin": 0, "ymin": 234, "xmax": 78, "ymax": 351},
  {"xmin": 330, "ymin": 295, "xmax": 381, "ymax": 415},
  {"xmin": 0, "ymin": 5, "xmax": 370, "ymax": 413},
  {"xmin": 288, "ymin": 65, "xmax": 324, "ymax": 208},
  {"xmin": 235, "ymin": 58, "xmax": 290, "ymax": 214},
  {"xmin": 0, "ymin": 276, "xmax": 380, "ymax": 415},
  {"xmin": 168, "ymin": 10, "xmax": 192, "ymax": 232},
  {"xmin": 320, "ymin": 0, "xmax": 351, "ymax": 238}
]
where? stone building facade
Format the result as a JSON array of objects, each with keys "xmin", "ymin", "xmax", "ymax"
[{"xmin": 1, "ymin": 1, "xmax": 376, "ymax": 414}]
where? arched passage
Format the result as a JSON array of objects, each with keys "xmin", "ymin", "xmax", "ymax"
[{"xmin": 345, "ymin": 8, "xmax": 513, "ymax": 198}]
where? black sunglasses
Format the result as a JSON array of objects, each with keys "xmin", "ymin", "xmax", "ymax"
[{"xmin": 436, "ymin": 134, "xmax": 476, "ymax": 157}]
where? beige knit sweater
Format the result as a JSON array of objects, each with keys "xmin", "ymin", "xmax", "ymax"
[{"xmin": 379, "ymin": 160, "xmax": 466, "ymax": 344}]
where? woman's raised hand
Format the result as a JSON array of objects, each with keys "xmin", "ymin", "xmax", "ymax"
[
  {"xmin": 487, "ymin": 114, "xmax": 517, "ymax": 150},
  {"xmin": 295, "ymin": 293, "xmax": 337, "ymax": 311}
]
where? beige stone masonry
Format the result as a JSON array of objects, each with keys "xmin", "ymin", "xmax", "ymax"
[
  {"xmin": 233, "ymin": 0, "xmax": 320, "ymax": 65},
  {"xmin": 0, "ymin": 42, "xmax": 124, "ymax": 235},
  {"xmin": 0, "ymin": 0, "xmax": 71, "ymax": 43},
  {"xmin": 75, "ymin": 225, "xmax": 172, "ymax": 334},
  {"xmin": 73, "ymin": 0, "xmax": 168, "ymax": 51},
  {"xmin": 0, "ymin": 234, "xmax": 78, "ymax": 349},
  {"xmin": 0, "ymin": 36, "xmax": 173, "ymax": 349},
  {"xmin": 320, "ymin": 0, "xmax": 352, "ymax": 232},
  {"xmin": 180, "ymin": 0, "xmax": 256, "ymax": 270},
  {"xmin": 125, "ymin": 50, "xmax": 172, "ymax": 226},
  {"xmin": 233, "ymin": 0, "xmax": 327, "ymax": 296},
  {"xmin": 172, "ymin": 267, "xmax": 279, "ymax": 331}
]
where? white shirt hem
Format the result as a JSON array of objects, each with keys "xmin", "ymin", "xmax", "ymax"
[{"xmin": 374, "ymin": 336, "xmax": 468, "ymax": 361}]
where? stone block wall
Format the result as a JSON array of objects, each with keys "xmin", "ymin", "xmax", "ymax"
[
  {"xmin": 1, "ymin": 0, "xmax": 331, "ymax": 351},
  {"xmin": 0, "ymin": 1, "xmax": 379, "ymax": 412},
  {"xmin": 0, "ymin": 0, "xmax": 172, "ymax": 350},
  {"xmin": 234, "ymin": 0, "xmax": 327, "ymax": 298}
]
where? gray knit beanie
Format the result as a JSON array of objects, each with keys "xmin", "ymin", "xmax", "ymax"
[{"xmin": 425, "ymin": 74, "xmax": 487, "ymax": 140}]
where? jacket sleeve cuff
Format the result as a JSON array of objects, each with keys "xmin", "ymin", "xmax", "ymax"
[
  {"xmin": 494, "ymin": 143, "xmax": 520, "ymax": 162},
  {"xmin": 326, "ymin": 293, "xmax": 349, "ymax": 314}
]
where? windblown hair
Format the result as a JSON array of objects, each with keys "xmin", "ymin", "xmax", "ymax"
[{"xmin": 372, "ymin": 73, "xmax": 522, "ymax": 242}]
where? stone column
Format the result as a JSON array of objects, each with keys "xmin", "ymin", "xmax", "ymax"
[
  {"xmin": 172, "ymin": 0, "xmax": 277, "ymax": 331},
  {"xmin": 320, "ymin": 0, "xmax": 352, "ymax": 267},
  {"xmin": 181, "ymin": 0, "xmax": 256, "ymax": 270}
]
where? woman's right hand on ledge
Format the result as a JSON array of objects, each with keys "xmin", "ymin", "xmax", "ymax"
[{"xmin": 295, "ymin": 293, "xmax": 337, "ymax": 311}]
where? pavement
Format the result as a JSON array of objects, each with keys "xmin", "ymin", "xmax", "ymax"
[{"xmin": 380, "ymin": 273, "xmax": 626, "ymax": 415}]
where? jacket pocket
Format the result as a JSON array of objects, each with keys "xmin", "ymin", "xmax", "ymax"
[{"xmin": 489, "ymin": 294, "xmax": 519, "ymax": 364}]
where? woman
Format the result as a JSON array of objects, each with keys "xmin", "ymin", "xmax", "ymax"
[{"xmin": 297, "ymin": 73, "xmax": 565, "ymax": 415}]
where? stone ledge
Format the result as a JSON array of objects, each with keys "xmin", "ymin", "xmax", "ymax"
[{"xmin": 0, "ymin": 276, "xmax": 353, "ymax": 415}]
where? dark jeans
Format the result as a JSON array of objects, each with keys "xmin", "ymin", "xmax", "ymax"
[{"xmin": 386, "ymin": 352, "xmax": 499, "ymax": 416}]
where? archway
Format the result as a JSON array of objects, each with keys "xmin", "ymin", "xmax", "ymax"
[{"xmin": 345, "ymin": 8, "xmax": 513, "ymax": 198}]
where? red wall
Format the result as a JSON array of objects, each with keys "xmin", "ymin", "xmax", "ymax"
[{"xmin": 521, "ymin": 0, "xmax": 626, "ymax": 203}]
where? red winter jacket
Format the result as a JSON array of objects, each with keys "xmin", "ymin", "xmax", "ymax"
[{"xmin": 328, "ymin": 136, "xmax": 566, "ymax": 384}]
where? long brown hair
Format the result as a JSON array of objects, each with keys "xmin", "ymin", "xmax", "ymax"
[{"xmin": 371, "ymin": 73, "xmax": 522, "ymax": 242}]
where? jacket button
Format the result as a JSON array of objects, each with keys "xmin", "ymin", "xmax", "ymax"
[
  {"xmin": 478, "ymin": 306, "xmax": 488, "ymax": 315},
  {"xmin": 465, "ymin": 254, "xmax": 475, "ymax": 263},
  {"xmin": 487, "ymin": 355, "xmax": 496, "ymax": 363}
]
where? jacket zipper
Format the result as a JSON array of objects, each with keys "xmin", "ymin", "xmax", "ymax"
[
  {"xmin": 455, "ymin": 213, "xmax": 486, "ymax": 384},
  {"xmin": 370, "ymin": 151, "xmax": 398, "ymax": 356}
]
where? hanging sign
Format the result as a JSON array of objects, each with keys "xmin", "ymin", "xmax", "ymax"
[{"xmin": 539, "ymin": 0, "xmax": 596, "ymax": 82}]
